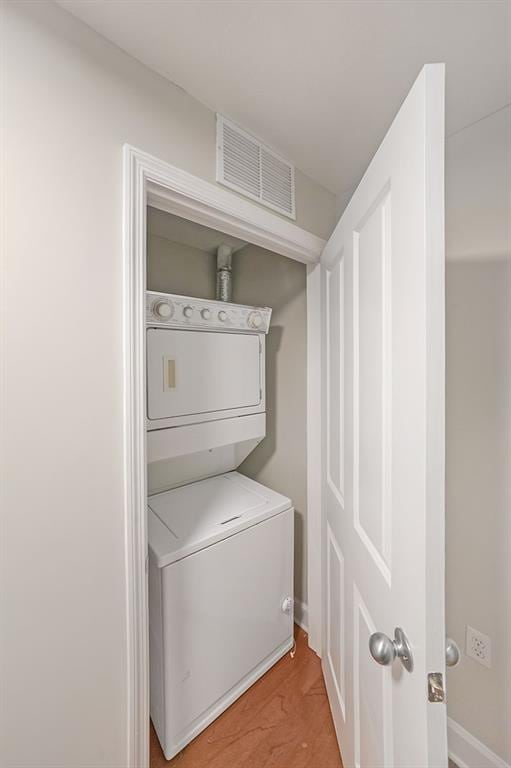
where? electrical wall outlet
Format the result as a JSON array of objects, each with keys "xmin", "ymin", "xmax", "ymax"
[{"xmin": 466, "ymin": 625, "xmax": 491, "ymax": 668}]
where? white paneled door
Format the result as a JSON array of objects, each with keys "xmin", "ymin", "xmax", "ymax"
[{"xmin": 321, "ymin": 65, "xmax": 447, "ymax": 767}]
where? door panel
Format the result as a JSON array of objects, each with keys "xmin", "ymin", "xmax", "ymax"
[
  {"xmin": 326, "ymin": 257, "xmax": 345, "ymax": 503},
  {"xmin": 354, "ymin": 188, "xmax": 392, "ymax": 582},
  {"xmin": 321, "ymin": 65, "xmax": 446, "ymax": 767},
  {"xmin": 326, "ymin": 524, "xmax": 346, "ymax": 719}
]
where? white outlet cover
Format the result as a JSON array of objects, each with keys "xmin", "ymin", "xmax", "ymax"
[{"xmin": 466, "ymin": 625, "xmax": 492, "ymax": 668}]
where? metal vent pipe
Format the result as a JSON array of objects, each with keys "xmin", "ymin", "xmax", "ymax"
[{"xmin": 216, "ymin": 244, "xmax": 233, "ymax": 302}]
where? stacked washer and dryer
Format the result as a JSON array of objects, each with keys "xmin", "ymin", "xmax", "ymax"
[{"xmin": 146, "ymin": 289, "xmax": 294, "ymax": 760}]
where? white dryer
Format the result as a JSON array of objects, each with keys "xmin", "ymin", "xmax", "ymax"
[
  {"xmin": 146, "ymin": 291, "xmax": 271, "ymax": 494},
  {"xmin": 148, "ymin": 472, "xmax": 294, "ymax": 760},
  {"xmin": 145, "ymin": 291, "xmax": 294, "ymax": 760},
  {"xmin": 146, "ymin": 290, "xmax": 269, "ymax": 431}
]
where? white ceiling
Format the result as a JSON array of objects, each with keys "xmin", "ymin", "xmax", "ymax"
[{"xmin": 56, "ymin": 0, "xmax": 510, "ymax": 195}]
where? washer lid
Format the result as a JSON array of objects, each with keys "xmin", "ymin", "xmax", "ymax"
[{"xmin": 148, "ymin": 471, "xmax": 292, "ymax": 568}]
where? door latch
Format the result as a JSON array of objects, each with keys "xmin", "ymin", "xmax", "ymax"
[{"xmin": 428, "ymin": 672, "xmax": 444, "ymax": 702}]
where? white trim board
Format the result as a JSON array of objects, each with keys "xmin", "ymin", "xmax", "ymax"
[
  {"xmin": 141, "ymin": 148, "xmax": 324, "ymax": 265},
  {"xmin": 306, "ymin": 262, "xmax": 322, "ymax": 655},
  {"xmin": 123, "ymin": 144, "xmax": 325, "ymax": 768},
  {"xmin": 448, "ymin": 718, "xmax": 510, "ymax": 768},
  {"xmin": 294, "ymin": 599, "xmax": 309, "ymax": 633}
]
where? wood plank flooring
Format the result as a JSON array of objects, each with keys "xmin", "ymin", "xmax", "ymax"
[{"xmin": 150, "ymin": 625, "xmax": 343, "ymax": 768}]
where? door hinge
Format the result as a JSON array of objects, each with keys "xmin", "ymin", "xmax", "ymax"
[{"xmin": 428, "ymin": 672, "xmax": 444, "ymax": 702}]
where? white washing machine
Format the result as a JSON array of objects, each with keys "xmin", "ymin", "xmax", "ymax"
[
  {"xmin": 148, "ymin": 472, "xmax": 294, "ymax": 760},
  {"xmin": 145, "ymin": 291, "xmax": 294, "ymax": 760}
]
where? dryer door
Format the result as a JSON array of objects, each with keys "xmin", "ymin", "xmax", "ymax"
[{"xmin": 147, "ymin": 328, "xmax": 262, "ymax": 426}]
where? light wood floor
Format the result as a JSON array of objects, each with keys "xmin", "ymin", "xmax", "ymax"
[{"xmin": 150, "ymin": 625, "xmax": 343, "ymax": 768}]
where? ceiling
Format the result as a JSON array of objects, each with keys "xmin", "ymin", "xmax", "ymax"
[{"xmin": 56, "ymin": 0, "xmax": 510, "ymax": 195}]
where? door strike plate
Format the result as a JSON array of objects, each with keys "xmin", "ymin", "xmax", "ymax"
[{"xmin": 428, "ymin": 672, "xmax": 444, "ymax": 702}]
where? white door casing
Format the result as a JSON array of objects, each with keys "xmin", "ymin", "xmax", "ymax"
[
  {"xmin": 321, "ymin": 65, "xmax": 446, "ymax": 767},
  {"xmin": 123, "ymin": 146, "xmax": 326, "ymax": 768}
]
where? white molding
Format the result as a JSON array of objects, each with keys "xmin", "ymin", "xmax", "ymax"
[
  {"xmin": 306, "ymin": 262, "xmax": 323, "ymax": 655},
  {"xmin": 123, "ymin": 145, "xmax": 149, "ymax": 768},
  {"xmin": 448, "ymin": 718, "xmax": 510, "ymax": 768},
  {"xmin": 122, "ymin": 144, "xmax": 325, "ymax": 768},
  {"xmin": 137, "ymin": 146, "xmax": 324, "ymax": 265},
  {"xmin": 294, "ymin": 599, "xmax": 309, "ymax": 633}
]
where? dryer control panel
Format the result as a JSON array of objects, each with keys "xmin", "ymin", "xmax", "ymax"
[{"xmin": 146, "ymin": 291, "xmax": 272, "ymax": 334}]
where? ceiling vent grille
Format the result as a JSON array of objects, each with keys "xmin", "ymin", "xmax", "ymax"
[{"xmin": 216, "ymin": 115, "xmax": 296, "ymax": 219}]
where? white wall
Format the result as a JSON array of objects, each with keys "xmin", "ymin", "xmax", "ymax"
[
  {"xmin": 335, "ymin": 184, "xmax": 356, "ymax": 220},
  {"xmin": 0, "ymin": 3, "xmax": 335, "ymax": 766},
  {"xmin": 445, "ymin": 106, "xmax": 511, "ymax": 763}
]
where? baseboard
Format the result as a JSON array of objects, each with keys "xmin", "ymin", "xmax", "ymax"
[
  {"xmin": 294, "ymin": 599, "xmax": 308, "ymax": 632},
  {"xmin": 448, "ymin": 717, "xmax": 510, "ymax": 768}
]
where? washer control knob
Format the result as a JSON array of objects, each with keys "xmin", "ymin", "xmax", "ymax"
[
  {"xmin": 248, "ymin": 311, "xmax": 263, "ymax": 329},
  {"xmin": 218, "ymin": 310, "xmax": 228, "ymax": 322},
  {"xmin": 183, "ymin": 306, "xmax": 194, "ymax": 319},
  {"xmin": 154, "ymin": 300, "xmax": 173, "ymax": 320},
  {"xmin": 201, "ymin": 308, "xmax": 211, "ymax": 320}
]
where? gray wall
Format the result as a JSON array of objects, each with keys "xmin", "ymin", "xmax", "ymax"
[
  {"xmin": 147, "ymin": 232, "xmax": 308, "ymax": 605},
  {"xmin": 233, "ymin": 247, "xmax": 308, "ymax": 606},
  {"xmin": 1, "ymin": 3, "xmax": 334, "ymax": 766},
  {"xmin": 445, "ymin": 106, "xmax": 511, "ymax": 761},
  {"xmin": 148, "ymin": 236, "xmax": 217, "ymax": 299}
]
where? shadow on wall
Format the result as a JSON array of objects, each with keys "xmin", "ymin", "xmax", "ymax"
[
  {"xmin": 234, "ymin": 317, "xmax": 306, "ymax": 605},
  {"xmin": 233, "ymin": 245, "xmax": 308, "ymax": 605},
  {"xmin": 446, "ymin": 254, "xmax": 511, "ymax": 762},
  {"xmin": 242, "ymin": 324, "xmax": 283, "ymax": 476}
]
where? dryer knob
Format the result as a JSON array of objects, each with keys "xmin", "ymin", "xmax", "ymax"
[
  {"xmin": 248, "ymin": 311, "xmax": 263, "ymax": 329},
  {"xmin": 201, "ymin": 308, "xmax": 211, "ymax": 320},
  {"xmin": 154, "ymin": 300, "xmax": 173, "ymax": 320},
  {"xmin": 183, "ymin": 306, "xmax": 194, "ymax": 319},
  {"xmin": 218, "ymin": 310, "xmax": 228, "ymax": 322}
]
